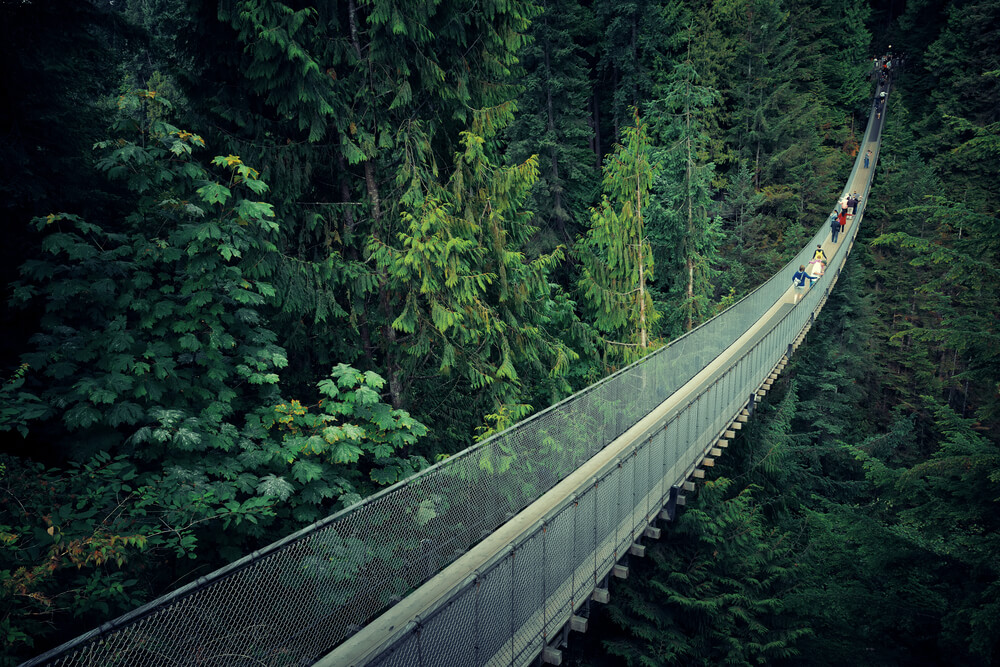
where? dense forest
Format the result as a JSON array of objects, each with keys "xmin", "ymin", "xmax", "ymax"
[{"xmin": 0, "ymin": 0, "xmax": 997, "ymax": 664}]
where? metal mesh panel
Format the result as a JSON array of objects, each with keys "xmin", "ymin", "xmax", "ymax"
[
  {"xmin": 369, "ymin": 630, "xmax": 421, "ymax": 667},
  {"xmin": 615, "ymin": 453, "xmax": 636, "ymax": 556},
  {"xmin": 476, "ymin": 557, "xmax": 513, "ymax": 667},
  {"xmin": 542, "ymin": 505, "xmax": 575, "ymax": 638},
  {"xmin": 571, "ymin": 485, "xmax": 597, "ymax": 604},
  {"xmin": 419, "ymin": 582, "xmax": 476, "ymax": 667},
  {"xmin": 649, "ymin": 430, "xmax": 666, "ymax": 511},
  {"xmin": 510, "ymin": 529, "xmax": 545, "ymax": 666},
  {"xmin": 594, "ymin": 472, "xmax": 617, "ymax": 576}
]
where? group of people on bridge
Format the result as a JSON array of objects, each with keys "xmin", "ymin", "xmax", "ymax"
[
  {"xmin": 789, "ymin": 53, "xmax": 891, "ymax": 308},
  {"xmin": 873, "ymin": 48, "xmax": 900, "ymax": 119},
  {"xmin": 791, "ymin": 192, "xmax": 861, "ymax": 304},
  {"xmin": 830, "ymin": 192, "xmax": 860, "ymax": 243}
]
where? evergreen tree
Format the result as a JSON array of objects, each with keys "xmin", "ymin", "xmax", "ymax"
[
  {"xmin": 717, "ymin": 160, "xmax": 768, "ymax": 298},
  {"xmin": 647, "ymin": 32, "xmax": 724, "ymax": 334},
  {"xmin": 577, "ymin": 111, "xmax": 659, "ymax": 364},
  {"xmin": 603, "ymin": 479, "xmax": 811, "ymax": 666},
  {"xmin": 506, "ymin": 0, "xmax": 598, "ymax": 246},
  {"xmin": 594, "ymin": 0, "xmax": 668, "ymax": 140},
  {"xmin": 178, "ymin": 0, "xmax": 551, "ymax": 445},
  {"xmin": 369, "ymin": 125, "xmax": 578, "ymax": 434}
]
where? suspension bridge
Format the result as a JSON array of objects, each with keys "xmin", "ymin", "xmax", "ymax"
[{"xmin": 25, "ymin": 82, "xmax": 891, "ymax": 667}]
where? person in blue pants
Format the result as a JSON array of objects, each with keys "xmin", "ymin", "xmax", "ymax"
[{"xmin": 831, "ymin": 213, "xmax": 841, "ymax": 242}]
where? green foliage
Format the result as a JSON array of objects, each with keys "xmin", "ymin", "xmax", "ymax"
[
  {"xmin": 829, "ymin": 401, "xmax": 1000, "ymax": 665},
  {"xmin": 604, "ymin": 480, "xmax": 812, "ymax": 666},
  {"xmin": 870, "ymin": 196, "xmax": 1000, "ymax": 424},
  {"xmin": 0, "ymin": 91, "xmax": 432, "ymax": 658},
  {"xmin": 594, "ymin": 0, "xmax": 669, "ymax": 137},
  {"xmin": 371, "ymin": 128, "xmax": 579, "ymax": 429},
  {"xmin": 578, "ymin": 111, "xmax": 660, "ymax": 364},
  {"xmin": 647, "ymin": 36, "xmax": 724, "ymax": 334},
  {"xmin": 259, "ymin": 364, "xmax": 429, "ymax": 509},
  {"xmin": 505, "ymin": 0, "xmax": 599, "ymax": 245},
  {"xmin": 5, "ymin": 93, "xmax": 284, "ymax": 455},
  {"xmin": 8, "ymin": 1, "xmax": 1000, "ymax": 664},
  {"xmin": 0, "ymin": 452, "xmax": 274, "ymax": 664}
]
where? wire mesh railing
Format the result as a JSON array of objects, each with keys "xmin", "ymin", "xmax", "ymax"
[{"xmin": 26, "ymin": 85, "xmax": 886, "ymax": 667}]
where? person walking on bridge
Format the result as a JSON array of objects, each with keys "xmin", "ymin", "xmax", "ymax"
[
  {"xmin": 792, "ymin": 265, "xmax": 817, "ymax": 304},
  {"xmin": 812, "ymin": 244, "xmax": 828, "ymax": 268},
  {"xmin": 864, "ymin": 149, "xmax": 871, "ymax": 169},
  {"xmin": 831, "ymin": 213, "xmax": 841, "ymax": 243}
]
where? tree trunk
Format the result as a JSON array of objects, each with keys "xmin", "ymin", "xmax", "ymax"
[
  {"xmin": 613, "ymin": 69, "xmax": 620, "ymax": 141},
  {"xmin": 543, "ymin": 30, "xmax": 566, "ymax": 239},
  {"xmin": 591, "ymin": 88, "xmax": 601, "ymax": 170},
  {"xmin": 350, "ymin": 0, "xmax": 403, "ymax": 409},
  {"xmin": 637, "ymin": 169, "xmax": 647, "ymax": 349},
  {"xmin": 686, "ymin": 68, "xmax": 695, "ymax": 332},
  {"xmin": 338, "ymin": 150, "xmax": 376, "ymax": 368}
]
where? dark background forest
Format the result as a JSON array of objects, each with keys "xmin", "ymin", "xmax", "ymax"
[{"xmin": 1, "ymin": 0, "xmax": 997, "ymax": 664}]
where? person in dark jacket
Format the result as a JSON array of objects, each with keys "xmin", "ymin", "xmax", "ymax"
[
  {"xmin": 831, "ymin": 213, "xmax": 841, "ymax": 243},
  {"xmin": 792, "ymin": 264, "xmax": 817, "ymax": 304}
]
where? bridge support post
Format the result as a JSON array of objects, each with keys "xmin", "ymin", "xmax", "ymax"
[
  {"xmin": 542, "ymin": 645, "xmax": 563, "ymax": 665},
  {"xmin": 593, "ymin": 574, "xmax": 610, "ymax": 603},
  {"xmin": 663, "ymin": 485, "xmax": 679, "ymax": 522}
]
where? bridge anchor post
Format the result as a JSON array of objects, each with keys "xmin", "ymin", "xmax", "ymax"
[{"xmin": 663, "ymin": 485, "xmax": 679, "ymax": 521}]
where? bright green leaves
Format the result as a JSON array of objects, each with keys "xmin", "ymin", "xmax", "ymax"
[
  {"xmin": 196, "ymin": 182, "xmax": 231, "ymax": 206},
  {"xmin": 371, "ymin": 126, "xmax": 578, "ymax": 426},
  {"xmin": 290, "ymin": 458, "xmax": 324, "ymax": 484},
  {"xmin": 256, "ymin": 474, "xmax": 295, "ymax": 501},
  {"xmin": 262, "ymin": 365, "xmax": 428, "ymax": 497},
  {"xmin": 578, "ymin": 111, "xmax": 660, "ymax": 365},
  {"xmin": 330, "ymin": 441, "xmax": 365, "ymax": 465}
]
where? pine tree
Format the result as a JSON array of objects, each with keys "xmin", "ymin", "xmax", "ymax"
[
  {"xmin": 369, "ymin": 125, "xmax": 578, "ymax": 430},
  {"xmin": 505, "ymin": 0, "xmax": 598, "ymax": 246},
  {"xmin": 594, "ymin": 0, "xmax": 668, "ymax": 141},
  {"xmin": 647, "ymin": 32, "xmax": 724, "ymax": 334},
  {"xmin": 727, "ymin": 0, "xmax": 809, "ymax": 186},
  {"xmin": 577, "ymin": 111, "xmax": 659, "ymax": 364},
  {"xmin": 603, "ymin": 479, "xmax": 812, "ymax": 666},
  {"xmin": 178, "ymin": 0, "xmax": 546, "ymax": 443}
]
